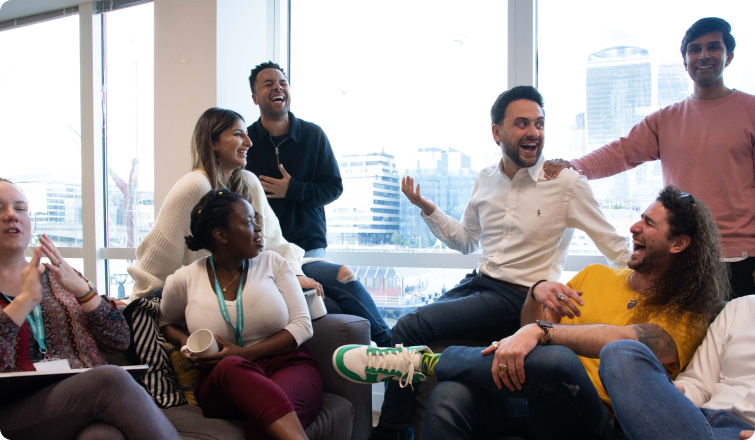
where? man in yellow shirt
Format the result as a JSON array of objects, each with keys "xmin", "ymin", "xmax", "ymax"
[{"xmin": 334, "ymin": 185, "xmax": 729, "ymax": 439}]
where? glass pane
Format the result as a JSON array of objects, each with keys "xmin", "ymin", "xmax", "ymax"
[
  {"xmin": 291, "ymin": 1, "xmax": 507, "ymax": 253},
  {"xmin": 0, "ymin": 16, "xmax": 82, "ymax": 247},
  {"xmin": 538, "ymin": 1, "xmax": 755, "ymax": 255},
  {"xmin": 107, "ymin": 259, "xmax": 135, "ymax": 299},
  {"xmin": 104, "ymin": 3, "xmax": 155, "ymax": 248}
]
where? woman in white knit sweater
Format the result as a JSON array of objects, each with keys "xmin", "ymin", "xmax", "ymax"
[{"xmin": 127, "ymin": 107, "xmax": 392, "ymax": 347}]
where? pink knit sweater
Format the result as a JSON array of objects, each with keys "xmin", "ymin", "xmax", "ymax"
[{"xmin": 571, "ymin": 90, "xmax": 755, "ymax": 258}]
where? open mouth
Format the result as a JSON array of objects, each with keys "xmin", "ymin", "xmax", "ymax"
[
  {"xmin": 632, "ymin": 239, "xmax": 646, "ymax": 254},
  {"xmin": 4, "ymin": 228, "xmax": 20, "ymax": 234},
  {"xmin": 520, "ymin": 142, "xmax": 538, "ymax": 153},
  {"xmin": 271, "ymin": 96, "xmax": 285, "ymax": 103},
  {"xmin": 254, "ymin": 237, "xmax": 264, "ymax": 245},
  {"xmin": 696, "ymin": 65, "xmax": 714, "ymax": 70}
]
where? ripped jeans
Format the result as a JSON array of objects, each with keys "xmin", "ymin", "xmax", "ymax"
[
  {"xmin": 301, "ymin": 261, "xmax": 392, "ymax": 347},
  {"xmin": 425, "ymin": 345, "xmax": 622, "ymax": 440}
]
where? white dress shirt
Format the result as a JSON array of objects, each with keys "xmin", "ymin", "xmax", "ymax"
[
  {"xmin": 675, "ymin": 296, "xmax": 755, "ymax": 427},
  {"xmin": 422, "ymin": 156, "xmax": 629, "ymax": 287}
]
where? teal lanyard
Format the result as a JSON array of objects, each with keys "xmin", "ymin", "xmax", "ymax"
[
  {"xmin": 2, "ymin": 293, "xmax": 47, "ymax": 354},
  {"xmin": 209, "ymin": 257, "xmax": 246, "ymax": 347}
]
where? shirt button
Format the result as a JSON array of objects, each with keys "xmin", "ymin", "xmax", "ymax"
[
  {"xmin": 746, "ymin": 402, "xmax": 753, "ymax": 409},
  {"xmin": 505, "ymin": 232, "xmax": 510, "ymax": 237},
  {"xmin": 496, "ymin": 253, "xmax": 501, "ymax": 258},
  {"xmin": 507, "ymin": 209, "xmax": 512, "ymax": 213},
  {"xmin": 512, "ymin": 184, "xmax": 517, "ymax": 189}
]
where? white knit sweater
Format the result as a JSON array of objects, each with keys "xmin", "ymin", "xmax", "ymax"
[{"xmin": 127, "ymin": 171, "xmax": 306, "ymax": 298}]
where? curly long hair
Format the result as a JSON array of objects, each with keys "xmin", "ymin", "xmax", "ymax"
[{"xmin": 637, "ymin": 186, "xmax": 730, "ymax": 325}]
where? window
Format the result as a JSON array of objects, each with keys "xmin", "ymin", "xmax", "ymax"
[
  {"xmin": 0, "ymin": 15, "xmax": 82, "ymax": 248},
  {"xmin": 102, "ymin": 3, "xmax": 154, "ymax": 298},
  {"xmin": 538, "ymin": 1, "xmax": 755, "ymax": 256},
  {"xmin": 291, "ymin": 0, "xmax": 508, "ymax": 257},
  {"xmin": 104, "ymin": 2, "xmax": 155, "ymax": 249}
]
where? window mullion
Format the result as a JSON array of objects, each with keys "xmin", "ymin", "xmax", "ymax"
[{"xmin": 79, "ymin": 2, "xmax": 107, "ymax": 293}]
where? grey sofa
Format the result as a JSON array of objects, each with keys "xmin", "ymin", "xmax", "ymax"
[{"xmin": 109, "ymin": 313, "xmax": 372, "ymax": 440}]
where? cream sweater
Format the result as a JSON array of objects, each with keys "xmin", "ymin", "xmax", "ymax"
[{"xmin": 128, "ymin": 171, "xmax": 306, "ymax": 298}]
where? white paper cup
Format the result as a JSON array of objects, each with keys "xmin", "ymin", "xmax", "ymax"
[
  {"xmin": 181, "ymin": 329, "xmax": 219, "ymax": 358},
  {"xmin": 304, "ymin": 289, "xmax": 328, "ymax": 320}
]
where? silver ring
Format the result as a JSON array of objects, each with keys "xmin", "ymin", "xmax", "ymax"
[
  {"xmin": 490, "ymin": 341, "xmax": 499, "ymax": 351},
  {"xmin": 556, "ymin": 292, "xmax": 566, "ymax": 302}
]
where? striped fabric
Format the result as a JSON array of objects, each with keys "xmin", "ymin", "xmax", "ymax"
[{"xmin": 123, "ymin": 297, "xmax": 186, "ymax": 408}]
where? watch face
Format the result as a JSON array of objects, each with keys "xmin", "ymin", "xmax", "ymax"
[{"xmin": 537, "ymin": 319, "xmax": 553, "ymax": 328}]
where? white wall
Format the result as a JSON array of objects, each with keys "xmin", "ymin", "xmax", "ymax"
[{"xmin": 153, "ymin": 0, "xmax": 283, "ymax": 212}]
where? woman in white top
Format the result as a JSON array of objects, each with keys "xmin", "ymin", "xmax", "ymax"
[
  {"xmin": 127, "ymin": 107, "xmax": 392, "ymax": 348},
  {"xmin": 160, "ymin": 189, "xmax": 322, "ymax": 440}
]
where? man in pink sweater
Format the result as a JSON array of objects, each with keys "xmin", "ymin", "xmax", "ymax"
[{"xmin": 545, "ymin": 17, "xmax": 755, "ymax": 298}]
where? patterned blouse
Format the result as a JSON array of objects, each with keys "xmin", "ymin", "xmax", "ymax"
[{"xmin": 0, "ymin": 269, "xmax": 130, "ymax": 372}]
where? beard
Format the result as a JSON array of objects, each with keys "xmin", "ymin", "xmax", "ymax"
[
  {"xmin": 628, "ymin": 243, "xmax": 666, "ymax": 273},
  {"xmin": 501, "ymin": 138, "xmax": 542, "ymax": 169}
]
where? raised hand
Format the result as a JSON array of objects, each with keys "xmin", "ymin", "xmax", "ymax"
[
  {"xmin": 38, "ymin": 234, "xmax": 90, "ymax": 298},
  {"xmin": 259, "ymin": 164, "xmax": 292, "ymax": 198},
  {"xmin": 401, "ymin": 176, "xmax": 436, "ymax": 216}
]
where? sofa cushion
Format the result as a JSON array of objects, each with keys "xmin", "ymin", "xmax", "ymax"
[{"xmin": 162, "ymin": 393, "xmax": 352, "ymax": 440}]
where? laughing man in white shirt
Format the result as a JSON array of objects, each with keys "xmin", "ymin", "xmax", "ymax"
[{"xmin": 368, "ymin": 85, "xmax": 630, "ymax": 440}]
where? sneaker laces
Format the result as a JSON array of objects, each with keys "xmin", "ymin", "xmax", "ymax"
[{"xmin": 366, "ymin": 344, "xmax": 420, "ymax": 389}]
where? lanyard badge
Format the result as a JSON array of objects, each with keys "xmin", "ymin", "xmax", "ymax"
[{"xmin": 209, "ymin": 257, "xmax": 246, "ymax": 347}]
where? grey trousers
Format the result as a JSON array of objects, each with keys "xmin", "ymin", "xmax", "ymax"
[{"xmin": 0, "ymin": 365, "xmax": 181, "ymax": 440}]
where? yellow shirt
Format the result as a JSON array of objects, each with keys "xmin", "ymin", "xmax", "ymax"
[{"xmin": 563, "ymin": 264, "xmax": 706, "ymax": 409}]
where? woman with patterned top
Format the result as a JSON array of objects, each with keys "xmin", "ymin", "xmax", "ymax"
[
  {"xmin": 159, "ymin": 189, "xmax": 322, "ymax": 440},
  {"xmin": 0, "ymin": 178, "xmax": 181, "ymax": 440}
]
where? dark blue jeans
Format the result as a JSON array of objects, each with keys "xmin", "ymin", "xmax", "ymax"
[
  {"xmin": 425, "ymin": 345, "xmax": 621, "ymax": 440},
  {"xmin": 377, "ymin": 272, "xmax": 527, "ymax": 433},
  {"xmin": 302, "ymin": 261, "xmax": 392, "ymax": 347},
  {"xmin": 600, "ymin": 340, "xmax": 755, "ymax": 440}
]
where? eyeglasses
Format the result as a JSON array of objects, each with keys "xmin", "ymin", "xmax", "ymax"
[{"xmin": 680, "ymin": 191, "xmax": 695, "ymax": 206}]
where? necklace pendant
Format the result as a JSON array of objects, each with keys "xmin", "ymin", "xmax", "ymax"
[
  {"xmin": 627, "ymin": 300, "xmax": 637, "ymax": 310},
  {"xmin": 222, "ymin": 288, "xmax": 227, "ymax": 293}
]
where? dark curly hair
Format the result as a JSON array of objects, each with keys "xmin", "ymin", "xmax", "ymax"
[
  {"xmin": 490, "ymin": 85, "xmax": 544, "ymax": 126},
  {"xmin": 636, "ymin": 185, "xmax": 730, "ymax": 325},
  {"xmin": 248, "ymin": 61, "xmax": 287, "ymax": 95},
  {"xmin": 185, "ymin": 190, "xmax": 246, "ymax": 252},
  {"xmin": 681, "ymin": 17, "xmax": 735, "ymax": 57}
]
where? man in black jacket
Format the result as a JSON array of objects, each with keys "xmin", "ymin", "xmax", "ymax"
[{"xmin": 246, "ymin": 61, "xmax": 343, "ymax": 258}]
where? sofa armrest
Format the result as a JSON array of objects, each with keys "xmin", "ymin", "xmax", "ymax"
[{"xmin": 305, "ymin": 314, "xmax": 371, "ymax": 440}]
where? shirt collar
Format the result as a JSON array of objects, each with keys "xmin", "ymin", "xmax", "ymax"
[
  {"xmin": 488, "ymin": 155, "xmax": 546, "ymax": 182},
  {"xmin": 252, "ymin": 111, "xmax": 301, "ymax": 142}
]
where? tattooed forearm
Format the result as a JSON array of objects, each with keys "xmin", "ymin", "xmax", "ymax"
[{"xmin": 631, "ymin": 323, "xmax": 679, "ymax": 364}]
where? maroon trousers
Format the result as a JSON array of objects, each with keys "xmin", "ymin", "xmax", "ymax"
[{"xmin": 194, "ymin": 346, "xmax": 323, "ymax": 439}]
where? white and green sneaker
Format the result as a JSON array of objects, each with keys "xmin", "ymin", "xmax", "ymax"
[{"xmin": 332, "ymin": 344, "xmax": 432, "ymax": 388}]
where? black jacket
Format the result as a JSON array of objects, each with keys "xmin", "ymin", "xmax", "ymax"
[{"xmin": 246, "ymin": 112, "xmax": 343, "ymax": 251}]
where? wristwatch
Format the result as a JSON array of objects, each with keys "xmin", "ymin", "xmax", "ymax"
[{"xmin": 536, "ymin": 319, "xmax": 553, "ymax": 346}]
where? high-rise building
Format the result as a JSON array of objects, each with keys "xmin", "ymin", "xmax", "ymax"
[
  {"xmin": 585, "ymin": 46, "xmax": 652, "ymax": 205},
  {"xmin": 398, "ymin": 148, "xmax": 477, "ymax": 246},
  {"xmin": 657, "ymin": 62, "xmax": 690, "ymax": 107},
  {"xmin": 327, "ymin": 151, "xmax": 400, "ymax": 246}
]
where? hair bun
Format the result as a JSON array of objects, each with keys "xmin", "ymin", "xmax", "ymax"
[{"xmin": 184, "ymin": 235, "xmax": 203, "ymax": 252}]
